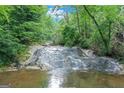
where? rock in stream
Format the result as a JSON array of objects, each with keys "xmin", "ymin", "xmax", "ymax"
[{"xmin": 26, "ymin": 46, "xmax": 122, "ymax": 74}]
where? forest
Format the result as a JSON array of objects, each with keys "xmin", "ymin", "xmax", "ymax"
[{"xmin": 0, "ymin": 5, "xmax": 124, "ymax": 67}]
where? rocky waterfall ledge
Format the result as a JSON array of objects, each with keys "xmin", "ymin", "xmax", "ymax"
[{"xmin": 25, "ymin": 45, "xmax": 123, "ymax": 74}]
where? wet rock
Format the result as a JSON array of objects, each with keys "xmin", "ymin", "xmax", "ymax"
[
  {"xmin": 26, "ymin": 46, "xmax": 123, "ymax": 74},
  {"xmin": 82, "ymin": 57, "xmax": 122, "ymax": 73}
]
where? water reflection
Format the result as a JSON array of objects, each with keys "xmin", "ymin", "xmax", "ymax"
[
  {"xmin": 63, "ymin": 71, "xmax": 124, "ymax": 88},
  {"xmin": 48, "ymin": 68, "xmax": 67, "ymax": 88},
  {"xmin": 0, "ymin": 70, "xmax": 48, "ymax": 88},
  {"xmin": 1, "ymin": 69, "xmax": 124, "ymax": 88}
]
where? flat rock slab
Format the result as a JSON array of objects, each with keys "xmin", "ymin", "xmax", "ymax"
[{"xmin": 26, "ymin": 46, "xmax": 123, "ymax": 74}]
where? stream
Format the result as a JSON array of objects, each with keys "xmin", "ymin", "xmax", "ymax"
[
  {"xmin": 0, "ymin": 45, "xmax": 123, "ymax": 88},
  {"xmin": 1, "ymin": 69, "xmax": 124, "ymax": 88}
]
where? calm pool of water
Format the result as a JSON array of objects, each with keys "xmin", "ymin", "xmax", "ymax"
[
  {"xmin": 0, "ymin": 70, "xmax": 48, "ymax": 88},
  {"xmin": 0, "ymin": 69, "xmax": 124, "ymax": 88},
  {"xmin": 63, "ymin": 71, "xmax": 124, "ymax": 88}
]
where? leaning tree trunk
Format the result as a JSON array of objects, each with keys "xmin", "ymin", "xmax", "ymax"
[{"xmin": 83, "ymin": 5, "xmax": 109, "ymax": 55}]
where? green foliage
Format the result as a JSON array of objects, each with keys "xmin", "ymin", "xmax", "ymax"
[
  {"xmin": 9, "ymin": 6, "xmax": 52, "ymax": 45},
  {"xmin": 0, "ymin": 5, "xmax": 53, "ymax": 66},
  {"xmin": 61, "ymin": 25, "xmax": 78, "ymax": 46},
  {"xmin": 53, "ymin": 5, "xmax": 124, "ymax": 59},
  {"xmin": 0, "ymin": 29, "xmax": 26, "ymax": 66}
]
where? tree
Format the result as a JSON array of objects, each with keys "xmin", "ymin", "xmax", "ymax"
[{"xmin": 0, "ymin": 5, "xmax": 54, "ymax": 66}]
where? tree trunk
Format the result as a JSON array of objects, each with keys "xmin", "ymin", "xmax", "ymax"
[
  {"xmin": 75, "ymin": 6, "xmax": 81, "ymax": 34},
  {"xmin": 83, "ymin": 5, "xmax": 109, "ymax": 54}
]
